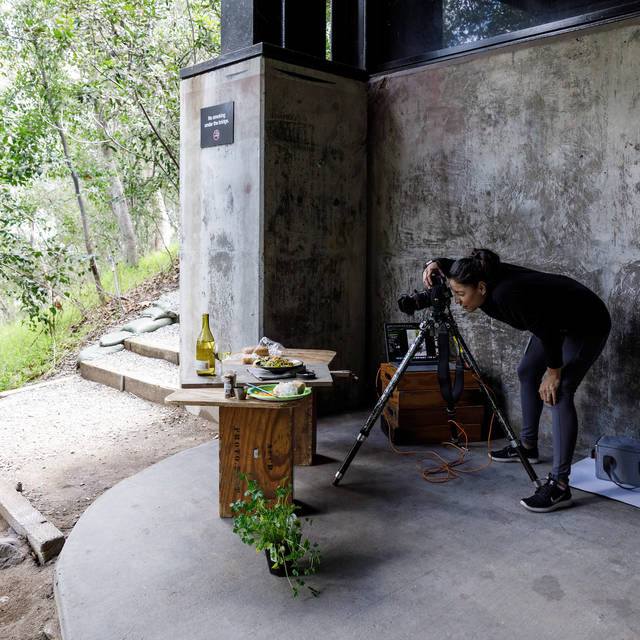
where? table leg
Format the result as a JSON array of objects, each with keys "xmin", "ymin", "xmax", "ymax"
[
  {"xmin": 218, "ymin": 406, "xmax": 294, "ymax": 517},
  {"xmin": 292, "ymin": 392, "xmax": 316, "ymax": 466}
]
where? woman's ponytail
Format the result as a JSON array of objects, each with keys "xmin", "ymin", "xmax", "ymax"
[{"xmin": 449, "ymin": 248, "xmax": 501, "ymax": 286}]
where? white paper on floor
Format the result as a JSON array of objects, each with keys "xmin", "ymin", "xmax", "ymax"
[{"xmin": 569, "ymin": 457, "xmax": 640, "ymax": 508}]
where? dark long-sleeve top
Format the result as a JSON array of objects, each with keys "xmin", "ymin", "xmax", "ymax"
[{"xmin": 436, "ymin": 258, "xmax": 611, "ymax": 369}]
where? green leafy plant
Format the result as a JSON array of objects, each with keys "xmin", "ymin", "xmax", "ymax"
[{"xmin": 231, "ymin": 475, "xmax": 321, "ymax": 597}]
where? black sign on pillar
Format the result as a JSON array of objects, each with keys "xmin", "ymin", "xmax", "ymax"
[{"xmin": 201, "ymin": 102, "xmax": 234, "ymax": 148}]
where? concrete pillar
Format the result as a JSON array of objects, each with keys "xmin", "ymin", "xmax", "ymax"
[{"xmin": 179, "ymin": 50, "xmax": 367, "ymax": 406}]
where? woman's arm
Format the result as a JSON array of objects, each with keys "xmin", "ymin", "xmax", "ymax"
[
  {"xmin": 539, "ymin": 367, "xmax": 562, "ymax": 405},
  {"xmin": 495, "ymin": 288, "xmax": 564, "ymax": 404},
  {"xmin": 423, "ymin": 257, "xmax": 455, "ymax": 288}
]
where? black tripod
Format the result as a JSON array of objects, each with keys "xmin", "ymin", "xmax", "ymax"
[{"xmin": 332, "ymin": 306, "xmax": 543, "ymax": 488}]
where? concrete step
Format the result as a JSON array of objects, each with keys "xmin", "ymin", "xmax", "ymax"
[
  {"xmin": 79, "ymin": 329, "xmax": 218, "ymax": 423},
  {"xmin": 123, "ymin": 323, "xmax": 180, "ymax": 365},
  {"xmin": 79, "ymin": 348, "xmax": 179, "ymax": 405}
]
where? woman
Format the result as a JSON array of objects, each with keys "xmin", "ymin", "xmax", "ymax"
[{"xmin": 423, "ymin": 249, "xmax": 611, "ymax": 512}]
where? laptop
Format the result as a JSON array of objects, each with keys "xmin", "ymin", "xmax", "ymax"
[{"xmin": 384, "ymin": 322, "xmax": 439, "ymax": 370}]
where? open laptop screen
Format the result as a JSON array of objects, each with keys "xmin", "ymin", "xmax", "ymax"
[{"xmin": 384, "ymin": 322, "xmax": 438, "ymax": 365}]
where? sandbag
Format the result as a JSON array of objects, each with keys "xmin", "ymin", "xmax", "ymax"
[
  {"xmin": 99, "ymin": 330, "xmax": 134, "ymax": 347},
  {"xmin": 121, "ymin": 317, "xmax": 173, "ymax": 334},
  {"xmin": 140, "ymin": 305, "xmax": 178, "ymax": 321},
  {"xmin": 77, "ymin": 343, "xmax": 124, "ymax": 363}
]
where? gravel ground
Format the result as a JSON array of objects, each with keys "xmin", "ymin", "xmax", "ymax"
[{"xmin": 0, "ymin": 373, "xmax": 217, "ymax": 640}]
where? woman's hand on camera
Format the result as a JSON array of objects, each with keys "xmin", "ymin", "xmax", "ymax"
[
  {"xmin": 539, "ymin": 368, "xmax": 562, "ymax": 405},
  {"xmin": 423, "ymin": 262, "xmax": 444, "ymax": 288}
]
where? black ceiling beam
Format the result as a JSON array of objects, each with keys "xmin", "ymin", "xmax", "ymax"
[
  {"xmin": 366, "ymin": 0, "xmax": 444, "ymax": 70},
  {"xmin": 283, "ymin": 0, "xmax": 327, "ymax": 59},
  {"xmin": 331, "ymin": 0, "xmax": 366, "ymax": 68},
  {"xmin": 221, "ymin": 0, "xmax": 328, "ymax": 60},
  {"xmin": 221, "ymin": 0, "xmax": 283, "ymax": 55}
]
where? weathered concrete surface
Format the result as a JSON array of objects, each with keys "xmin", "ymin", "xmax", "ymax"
[
  {"xmin": 368, "ymin": 17, "xmax": 640, "ymax": 447},
  {"xmin": 180, "ymin": 56, "xmax": 367, "ymax": 405},
  {"xmin": 55, "ymin": 413, "xmax": 640, "ymax": 640},
  {"xmin": 180, "ymin": 57, "xmax": 263, "ymax": 381},
  {"xmin": 262, "ymin": 58, "xmax": 368, "ymax": 384}
]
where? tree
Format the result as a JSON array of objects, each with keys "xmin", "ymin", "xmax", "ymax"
[
  {"xmin": 1, "ymin": 0, "xmax": 106, "ymax": 302},
  {"xmin": 0, "ymin": 185, "xmax": 80, "ymax": 330},
  {"xmin": 0, "ymin": 0, "xmax": 221, "ymax": 325}
]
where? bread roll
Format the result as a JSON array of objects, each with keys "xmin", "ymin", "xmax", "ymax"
[
  {"xmin": 242, "ymin": 355, "xmax": 257, "ymax": 364},
  {"xmin": 292, "ymin": 381, "xmax": 306, "ymax": 394},
  {"xmin": 255, "ymin": 346, "xmax": 269, "ymax": 356},
  {"xmin": 242, "ymin": 346, "xmax": 256, "ymax": 354}
]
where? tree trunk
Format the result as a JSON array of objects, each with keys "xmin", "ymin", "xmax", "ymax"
[
  {"xmin": 33, "ymin": 46, "xmax": 106, "ymax": 304},
  {"xmin": 153, "ymin": 190, "xmax": 174, "ymax": 253},
  {"xmin": 100, "ymin": 137, "xmax": 138, "ymax": 265},
  {"xmin": 60, "ymin": 127, "xmax": 106, "ymax": 304}
]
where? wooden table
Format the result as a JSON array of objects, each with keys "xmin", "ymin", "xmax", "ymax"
[
  {"xmin": 180, "ymin": 348, "xmax": 336, "ymax": 388},
  {"xmin": 167, "ymin": 349, "xmax": 336, "ymax": 517}
]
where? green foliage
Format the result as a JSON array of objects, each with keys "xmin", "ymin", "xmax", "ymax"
[
  {"xmin": 443, "ymin": 0, "xmax": 534, "ymax": 47},
  {"xmin": 231, "ymin": 475, "xmax": 321, "ymax": 598},
  {"xmin": 0, "ymin": 185, "xmax": 85, "ymax": 330},
  {"xmin": 0, "ymin": 246, "xmax": 176, "ymax": 392},
  {"xmin": 0, "ymin": 0, "xmax": 220, "ymax": 326}
]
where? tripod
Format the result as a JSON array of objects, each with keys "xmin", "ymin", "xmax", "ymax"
[{"xmin": 332, "ymin": 306, "xmax": 543, "ymax": 488}]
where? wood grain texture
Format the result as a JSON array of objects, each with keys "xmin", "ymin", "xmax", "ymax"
[
  {"xmin": 292, "ymin": 392, "xmax": 314, "ymax": 465},
  {"xmin": 218, "ymin": 405, "xmax": 293, "ymax": 517},
  {"xmin": 165, "ymin": 388, "xmax": 299, "ymax": 408},
  {"xmin": 380, "ymin": 363, "xmax": 479, "ymax": 391},
  {"xmin": 380, "ymin": 364, "xmax": 486, "ymax": 443}
]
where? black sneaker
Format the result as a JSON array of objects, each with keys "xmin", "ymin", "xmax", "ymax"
[
  {"xmin": 520, "ymin": 476, "xmax": 573, "ymax": 512},
  {"xmin": 489, "ymin": 444, "xmax": 539, "ymax": 463}
]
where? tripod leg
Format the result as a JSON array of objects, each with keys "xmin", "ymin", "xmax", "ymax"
[
  {"xmin": 444, "ymin": 312, "xmax": 542, "ymax": 486},
  {"xmin": 333, "ymin": 320, "xmax": 432, "ymax": 486}
]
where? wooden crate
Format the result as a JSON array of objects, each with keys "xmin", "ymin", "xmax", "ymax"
[
  {"xmin": 218, "ymin": 404, "xmax": 294, "ymax": 517},
  {"xmin": 379, "ymin": 363, "xmax": 486, "ymax": 445}
]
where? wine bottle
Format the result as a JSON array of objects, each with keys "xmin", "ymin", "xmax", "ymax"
[{"xmin": 196, "ymin": 313, "xmax": 216, "ymax": 376}]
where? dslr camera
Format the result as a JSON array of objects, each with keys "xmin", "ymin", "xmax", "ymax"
[{"xmin": 397, "ymin": 274, "xmax": 451, "ymax": 316}]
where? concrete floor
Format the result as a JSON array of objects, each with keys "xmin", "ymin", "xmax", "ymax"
[{"xmin": 55, "ymin": 411, "xmax": 640, "ymax": 640}]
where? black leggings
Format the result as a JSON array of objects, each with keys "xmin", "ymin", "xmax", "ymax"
[{"xmin": 517, "ymin": 330, "xmax": 609, "ymax": 483}]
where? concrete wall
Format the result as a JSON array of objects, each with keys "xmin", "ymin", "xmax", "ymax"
[
  {"xmin": 180, "ymin": 57, "xmax": 263, "ymax": 378},
  {"xmin": 262, "ymin": 59, "xmax": 368, "ymax": 372},
  {"xmin": 368, "ymin": 17, "xmax": 640, "ymax": 448},
  {"xmin": 180, "ymin": 56, "xmax": 367, "ymax": 400}
]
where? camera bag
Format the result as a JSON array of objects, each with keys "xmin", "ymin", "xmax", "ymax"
[{"xmin": 592, "ymin": 435, "xmax": 640, "ymax": 489}]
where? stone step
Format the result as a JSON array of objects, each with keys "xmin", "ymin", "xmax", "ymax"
[
  {"xmin": 79, "ymin": 348, "xmax": 179, "ymax": 406},
  {"xmin": 122, "ymin": 323, "xmax": 180, "ymax": 365},
  {"xmin": 78, "ymin": 338, "xmax": 219, "ymax": 424}
]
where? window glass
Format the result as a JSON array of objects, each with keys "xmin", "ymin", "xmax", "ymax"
[{"xmin": 441, "ymin": 1, "xmax": 637, "ymax": 50}]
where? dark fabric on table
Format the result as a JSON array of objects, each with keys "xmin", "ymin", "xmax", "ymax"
[{"xmin": 248, "ymin": 367, "xmax": 296, "ymax": 381}]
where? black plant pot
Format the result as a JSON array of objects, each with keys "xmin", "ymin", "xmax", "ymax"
[{"xmin": 264, "ymin": 548, "xmax": 295, "ymax": 577}]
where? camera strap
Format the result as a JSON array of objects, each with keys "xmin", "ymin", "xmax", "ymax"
[{"xmin": 436, "ymin": 326, "xmax": 465, "ymax": 411}]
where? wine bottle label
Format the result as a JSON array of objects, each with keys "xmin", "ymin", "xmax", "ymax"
[{"xmin": 196, "ymin": 360, "xmax": 210, "ymax": 369}]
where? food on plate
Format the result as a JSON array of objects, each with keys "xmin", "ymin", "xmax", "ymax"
[
  {"xmin": 257, "ymin": 355, "xmax": 295, "ymax": 368},
  {"xmin": 291, "ymin": 381, "xmax": 306, "ymax": 394},
  {"xmin": 249, "ymin": 381, "xmax": 307, "ymax": 398},
  {"xmin": 273, "ymin": 381, "xmax": 306, "ymax": 397}
]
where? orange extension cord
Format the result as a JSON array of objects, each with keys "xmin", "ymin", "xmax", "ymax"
[{"xmin": 376, "ymin": 365, "xmax": 497, "ymax": 484}]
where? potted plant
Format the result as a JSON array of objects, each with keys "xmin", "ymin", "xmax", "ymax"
[{"xmin": 230, "ymin": 475, "xmax": 321, "ymax": 597}]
